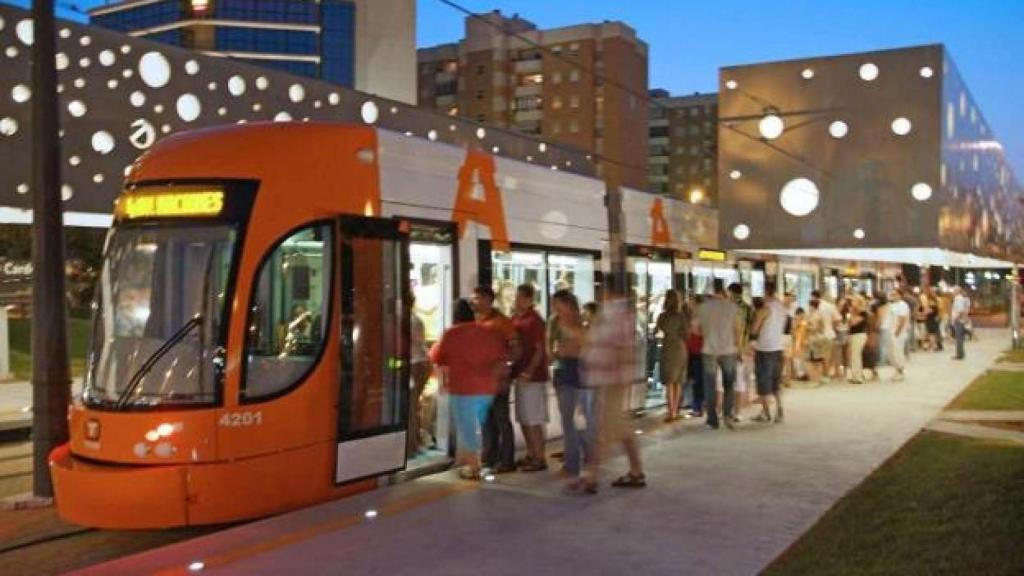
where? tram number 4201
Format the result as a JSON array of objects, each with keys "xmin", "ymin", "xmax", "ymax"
[{"xmin": 218, "ymin": 411, "xmax": 263, "ymax": 427}]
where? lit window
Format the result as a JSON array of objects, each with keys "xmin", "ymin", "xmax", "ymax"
[
  {"xmin": 551, "ymin": 96, "xmax": 563, "ymax": 110},
  {"xmin": 570, "ymin": 95, "xmax": 580, "ymax": 108}
]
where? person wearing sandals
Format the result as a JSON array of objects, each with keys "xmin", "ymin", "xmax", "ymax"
[
  {"xmin": 550, "ymin": 290, "xmax": 596, "ymax": 491},
  {"xmin": 511, "ymin": 284, "xmax": 550, "ymax": 472},
  {"xmin": 750, "ymin": 282, "xmax": 787, "ymax": 423},
  {"xmin": 430, "ymin": 299, "xmax": 508, "ymax": 481},
  {"xmin": 655, "ymin": 289, "xmax": 689, "ymax": 422},
  {"xmin": 585, "ymin": 294, "xmax": 646, "ymax": 491}
]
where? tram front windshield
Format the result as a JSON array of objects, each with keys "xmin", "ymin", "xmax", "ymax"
[{"xmin": 83, "ymin": 224, "xmax": 236, "ymax": 408}]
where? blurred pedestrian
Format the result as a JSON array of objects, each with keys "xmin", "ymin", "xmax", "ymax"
[
  {"xmin": 511, "ymin": 284, "xmax": 550, "ymax": 472},
  {"xmin": 846, "ymin": 297, "xmax": 869, "ymax": 384},
  {"xmin": 684, "ymin": 296, "xmax": 705, "ymax": 417},
  {"xmin": 883, "ymin": 289, "xmax": 911, "ymax": 381},
  {"xmin": 408, "ymin": 295, "xmax": 433, "ymax": 455},
  {"xmin": 952, "ymin": 286, "xmax": 971, "ymax": 360},
  {"xmin": 584, "ymin": 295, "xmax": 646, "ymax": 490},
  {"xmin": 431, "ymin": 299, "xmax": 508, "ymax": 480},
  {"xmin": 472, "ymin": 285, "xmax": 521, "ymax": 474}
]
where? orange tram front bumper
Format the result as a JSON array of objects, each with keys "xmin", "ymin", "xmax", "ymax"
[{"xmin": 49, "ymin": 443, "xmax": 374, "ymax": 529}]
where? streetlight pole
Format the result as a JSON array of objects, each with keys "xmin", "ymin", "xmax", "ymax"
[{"xmin": 31, "ymin": 0, "xmax": 71, "ymax": 498}]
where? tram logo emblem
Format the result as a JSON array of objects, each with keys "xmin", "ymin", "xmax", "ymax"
[
  {"xmin": 84, "ymin": 418, "xmax": 101, "ymax": 441},
  {"xmin": 452, "ymin": 150, "xmax": 510, "ymax": 251},
  {"xmin": 651, "ymin": 198, "xmax": 671, "ymax": 247}
]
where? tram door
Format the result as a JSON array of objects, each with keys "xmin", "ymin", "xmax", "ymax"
[
  {"xmin": 628, "ymin": 256, "xmax": 673, "ymax": 408},
  {"xmin": 335, "ymin": 216, "xmax": 410, "ymax": 485},
  {"xmin": 407, "ymin": 224, "xmax": 456, "ymax": 467}
]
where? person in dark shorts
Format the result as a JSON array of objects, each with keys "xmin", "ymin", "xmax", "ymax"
[{"xmin": 751, "ymin": 282, "xmax": 787, "ymax": 423}]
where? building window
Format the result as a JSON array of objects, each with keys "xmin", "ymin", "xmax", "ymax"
[
  {"xmin": 476, "ymin": 89, "xmax": 485, "ymax": 100},
  {"xmin": 569, "ymin": 119, "xmax": 579, "ymax": 133},
  {"xmin": 568, "ymin": 42, "xmax": 580, "ymax": 55},
  {"xmin": 569, "ymin": 95, "xmax": 580, "ymax": 108},
  {"xmin": 689, "ymin": 165, "xmax": 698, "ymax": 175},
  {"xmin": 522, "ymin": 73, "xmax": 544, "ymax": 86},
  {"xmin": 551, "ymin": 96, "xmax": 563, "ymax": 110},
  {"xmin": 569, "ymin": 69, "xmax": 580, "ymax": 82},
  {"xmin": 476, "ymin": 64, "xmax": 486, "ymax": 75},
  {"xmin": 690, "ymin": 125, "xmax": 701, "ymax": 136},
  {"xmin": 690, "ymin": 107, "xmax": 699, "ymax": 117},
  {"xmin": 690, "ymin": 145, "xmax": 700, "ymax": 157},
  {"xmin": 551, "ymin": 45, "xmax": 563, "ymax": 54},
  {"xmin": 551, "ymin": 121, "xmax": 562, "ymax": 134},
  {"xmin": 552, "ymin": 71, "xmax": 562, "ymax": 84}
]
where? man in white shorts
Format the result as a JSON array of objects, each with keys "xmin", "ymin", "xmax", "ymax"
[{"xmin": 511, "ymin": 284, "xmax": 550, "ymax": 471}]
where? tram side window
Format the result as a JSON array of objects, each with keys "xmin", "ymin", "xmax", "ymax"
[{"xmin": 244, "ymin": 224, "xmax": 331, "ymax": 400}]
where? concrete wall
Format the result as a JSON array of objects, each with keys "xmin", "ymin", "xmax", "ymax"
[{"xmin": 353, "ymin": 0, "xmax": 416, "ymax": 104}]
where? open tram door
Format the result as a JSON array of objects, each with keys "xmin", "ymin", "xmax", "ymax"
[{"xmin": 334, "ymin": 215, "xmax": 411, "ymax": 485}]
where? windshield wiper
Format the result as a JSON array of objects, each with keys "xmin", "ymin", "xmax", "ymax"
[{"xmin": 115, "ymin": 315, "xmax": 203, "ymax": 409}]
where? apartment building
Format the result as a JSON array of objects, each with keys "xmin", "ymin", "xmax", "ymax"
[
  {"xmin": 648, "ymin": 89, "xmax": 718, "ymax": 206},
  {"xmin": 418, "ymin": 10, "xmax": 649, "ymax": 190}
]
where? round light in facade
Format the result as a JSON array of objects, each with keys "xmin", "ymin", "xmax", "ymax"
[
  {"xmin": 0, "ymin": 117, "xmax": 17, "ymax": 136},
  {"xmin": 176, "ymin": 94, "xmax": 201, "ymax": 122},
  {"xmin": 5, "ymin": 46, "xmax": 18, "ymax": 59},
  {"xmin": 853, "ymin": 228, "xmax": 865, "ymax": 240},
  {"xmin": 801, "ymin": 68, "xmax": 814, "ymax": 80},
  {"xmin": 61, "ymin": 185, "xmax": 73, "ymax": 201},
  {"xmin": 92, "ymin": 173, "xmax": 104, "ymax": 184},
  {"xmin": 360, "ymin": 101, "xmax": 379, "ymax": 124},
  {"xmin": 274, "ymin": 111, "xmax": 292, "ymax": 122},
  {"xmin": 733, "ymin": 224, "xmax": 751, "ymax": 240},
  {"xmin": 288, "ymin": 83, "xmax": 306, "ymax": 103},
  {"xmin": 107, "ymin": 79, "xmax": 118, "ymax": 89},
  {"xmin": 68, "ymin": 100, "xmax": 87, "ymax": 118},
  {"xmin": 891, "ymin": 117, "xmax": 912, "ymax": 136},
  {"xmin": 255, "ymin": 76, "xmax": 269, "ymax": 90},
  {"xmin": 828, "ymin": 120, "xmax": 848, "ymax": 139},
  {"xmin": 55, "ymin": 53, "xmax": 68, "ymax": 70},
  {"xmin": 758, "ymin": 114, "xmax": 784, "ymax": 140},
  {"xmin": 73, "ymin": 78, "xmax": 86, "ymax": 89},
  {"xmin": 130, "ymin": 91, "xmax": 146, "ymax": 107},
  {"xmin": 227, "ymin": 75, "xmax": 246, "ymax": 96},
  {"xmin": 328, "ymin": 92, "xmax": 341, "ymax": 106},
  {"xmin": 15, "ymin": 19, "xmax": 34, "ymax": 46},
  {"xmin": 729, "ymin": 169, "xmax": 742, "ymax": 180},
  {"xmin": 68, "ymin": 155, "xmax": 81, "ymax": 166},
  {"xmin": 121, "ymin": 44, "xmax": 131, "ymax": 54},
  {"xmin": 911, "ymin": 182, "xmax": 933, "ymax": 201},
  {"xmin": 78, "ymin": 57, "xmax": 90, "ymax": 68},
  {"xmin": 184, "ymin": 59, "xmax": 199, "ymax": 75},
  {"xmin": 16, "ymin": 183, "xmax": 29, "ymax": 195},
  {"xmin": 859, "ymin": 63, "xmax": 879, "ymax": 81},
  {"xmin": 139, "ymin": 51, "xmax": 171, "ymax": 88},
  {"xmin": 920, "ymin": 66, "xmax": 934, "ymax": 78},
  {"xmin": 779, "ymin": 177, "xmax": 820, "ymax": 217},
  {"xmin": 476, "ymin": 127, "xmax": 486, "ymax": 139},
  {"xmin": 725, "ymin": 80, "xmax": 738, "ymax": 90},
  {"xmin": 91, "ymin": 130, "xmax": 115, "ymax": 155},
  {"xmin": 79, "ymin": 35, "xmax": 91, "ymax": 46},
  {"xmin": 217, "ymin": 107, "xmax": 226, "ymax": 116},
  {"xmin": 11, "ymin": 84, "xmax": 31, "ymax": 103},
  {"xmin": 98, "ymin": 49, "xmax": 115, "ymax": 67}
]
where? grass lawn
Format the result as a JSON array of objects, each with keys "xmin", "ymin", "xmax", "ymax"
[
  {"xmin": 6, "ymin": 317, "xmax": 91, "ymax": 381},
  {"xmin": 764, "ymin": 431, "xmax": 1024, "ymax": 576},
  {"xmin": 949, "ymin": 370, "xmax": 1024, "ymax": 411},
  {"xmin": 998, "ymin": 348, "xmax": 1024, "ymax": 364}
]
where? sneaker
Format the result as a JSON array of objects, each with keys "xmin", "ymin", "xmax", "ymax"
[{"xmin": 752, "ymin": 412, "xmax": 772, "ymax": 423}]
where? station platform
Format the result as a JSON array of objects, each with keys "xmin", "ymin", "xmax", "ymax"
[
  {"xmin": 0, "ymin": 380, "xmax": 81, "ymax": 433},
  {"xmin": 68, "ymin": 331, "xmax": 1007, "ymax": 575}
]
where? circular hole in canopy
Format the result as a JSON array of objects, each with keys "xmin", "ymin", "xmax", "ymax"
[
  {"xmin": 255, "ymin": 76, "xmax": 269, "ymax": 90},
  {"xmin": 729, "ymin": 170, "xmax": 742, "ymax": 180},
  {"xmin": 829, "ymin": 120, "xmax": 848, "ymax": 139},
  {"xmin": 0, "ymin": 117, "xmax": 18, "ymax": 136},
  {"xmin": 68, "ymin": 100, "xmax": 87, "ymax": 118},
  {"xmin": 139, "ymin": 51, "xmax": 171, "ymax": 88},
  {"xmin": 12, "ymin": 84, "xmax": 31, "ymax": 103},
  {"xmin": 859, "ymin": 63, "xmax": 879, "ymax": 81},
  {"xmin": 91, "ymin": 130, "xmax": 115, "ymax": 154},
  {"xmin": 911, "ymin": 182, "xmax": 933, "ymax": 201},
  {"xmin": 228, "ymin": 75, "xmax": 246, "ymax": 96},
  {"xmin": 920, "ymin": 66, "xmax": 934, "ymax": 78},
  {"xmin": 176, "ymin": 93, "xmax": 201, "ymax": 122},
  {"xmin": 891, "ymin": 117, "xmax": 912, "ymax": 136},
  {"xmin": 476, "ymin": 127, "xmax": 486, "ymax": 139},
  {"xmin": 779, "ymin": 177, "xmax": 820, "ymax": 217},
  {"xmin": 360, "ymin": 101, "xmax": 379, "ymax": 124},
  {"xmin": 99, "ymin": 50, "xmax": 115, "ymax": 67},
  {"xmin": 274, "ymin": 111, "xmax": 292, "ymax": 122},
  {"xmin": 15, "ymin": 19, "xmax": 34, "ymax": 46},
  {"xmin": 758, "ymin": 114, "xmax": 784, "ymax": 140},
  {"xmin": 130, "ymin": 91, "xmax": 146, "ymax": 107},
  {"xmin": 288, "ymin": 84, "xmax": 306, "ymax": 103},
  {"xmin": 733, "ymin": 224, "xmax": 751, "ymax": 240},
  {"xmin": 184, "ymin": 60, "xmax": 199, "ymax": 75},
  {"xmin": 801, "ymin": 68, "xmax": 814, "ymax": 80},
  {"xmin": 853, "ymin": 228, "xmax": 865, "ymax": 240}
]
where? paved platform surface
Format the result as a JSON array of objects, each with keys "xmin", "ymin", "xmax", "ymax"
[
  {"xmin": 0, "ymin": 380, "xmax": 81, "ymax": 432},
  {"xmin": 74, "ymin": 331, "xmax": 1009, "ymax": 576}
]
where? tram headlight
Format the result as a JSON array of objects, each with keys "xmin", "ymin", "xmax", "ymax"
[{"xmin": 156, "ymin": 423, "xmax": 175, "ymax": 437}]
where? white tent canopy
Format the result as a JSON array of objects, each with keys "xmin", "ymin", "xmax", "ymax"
[{"xmin": 739, "ymin": 247, "xmax": 1018, "ymax": 269}]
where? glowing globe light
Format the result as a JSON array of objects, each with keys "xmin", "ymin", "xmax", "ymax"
[
  {"xmin": 288, "ymin": 84, "xmax": 306, "ymax": 103},
  {"xmin": 729, "ymin": 170, "xmax": 742, "ymax": 180},
  {"xmin": 779, "ymin": 177, "xmax": 820, "ymax": 217},
  {"xmin": 228, "ymin": 75, "xmax": 246, "ymax": 96},
  {"xmin": 91, "ymin": 130, "xmax": 115, "ymax": 155},
  {"xmin": 68, "ymin": 100, "xmax": 87, "ymax": 117},
  {"xmin": 758, "ymin": 114, "xmax": 784, "ymax": 140},
  {"xmin": 360, "ymin": 101, "xmax": 379, "ymax": 124},
  {"xmin": 919, "ymin": 66, "xmax": 934, "ymax": 78},
  {"xmin": 854, "ymin": 228, "xmax": 866, "ymax": 240},
  {"xmin": 11, "ymin": 84, "xmax": 31, "ymax": 103},
  {"xmin": 801, "ymin": 68, "xmax": 814, "ymax": 80},
  {"xmin": 176, "ymin": 93, "xmax": 201, "ymax": 122},
  {"xmin": 139, "ymin": 51, "xmax": 171, "ymax": 88},
  {"xmin": 733, "ymin": 224, "xmax": 751, "ymax": 240}
]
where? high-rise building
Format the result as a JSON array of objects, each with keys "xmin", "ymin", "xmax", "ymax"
[
  {"xmin": 648, "ymin": 89, "xmax": 718, "ymax": 206},
  {"xmin": 89, "ymin": 0, "xmax": 415, "ymax": 103},
  {"xmin": 417, "ymin": 10, "xmax": 649, "ymax": 190}
]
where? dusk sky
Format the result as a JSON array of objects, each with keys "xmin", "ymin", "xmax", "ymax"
[{"xmin": 11, "ymin": 0, "xmax": 1024, "ymax": 177}]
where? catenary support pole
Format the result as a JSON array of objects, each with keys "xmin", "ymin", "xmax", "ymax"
[{"xmin": 31, "ymin": 0, "xmax": 71, "ymax": 498}]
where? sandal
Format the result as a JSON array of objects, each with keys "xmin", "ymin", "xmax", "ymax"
[{"xmin": 611, "ymin": 473, "xmax": 647, "ymax": 489}]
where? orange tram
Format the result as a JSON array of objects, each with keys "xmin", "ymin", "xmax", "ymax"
[{"xmin": 51, "ymin": 122, "xmax": 703, "ymax": 529}]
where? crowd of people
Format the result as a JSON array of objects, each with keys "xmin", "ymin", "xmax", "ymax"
[
  {"xmin": 429, "ymin": 284, "xmax": 644, "ymax": 493},
  {"xmin": 423, "ymin": 277, "xmax": 974, "ymax": 490}
]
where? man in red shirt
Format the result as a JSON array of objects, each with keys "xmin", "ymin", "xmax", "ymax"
[
  {"xmin": 512, "ymin": 284, "xmax": 550, "ymax": 471},
  {"xmin": 472, "ymin": 285, "xmax": 521, "ymax": 474}
]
